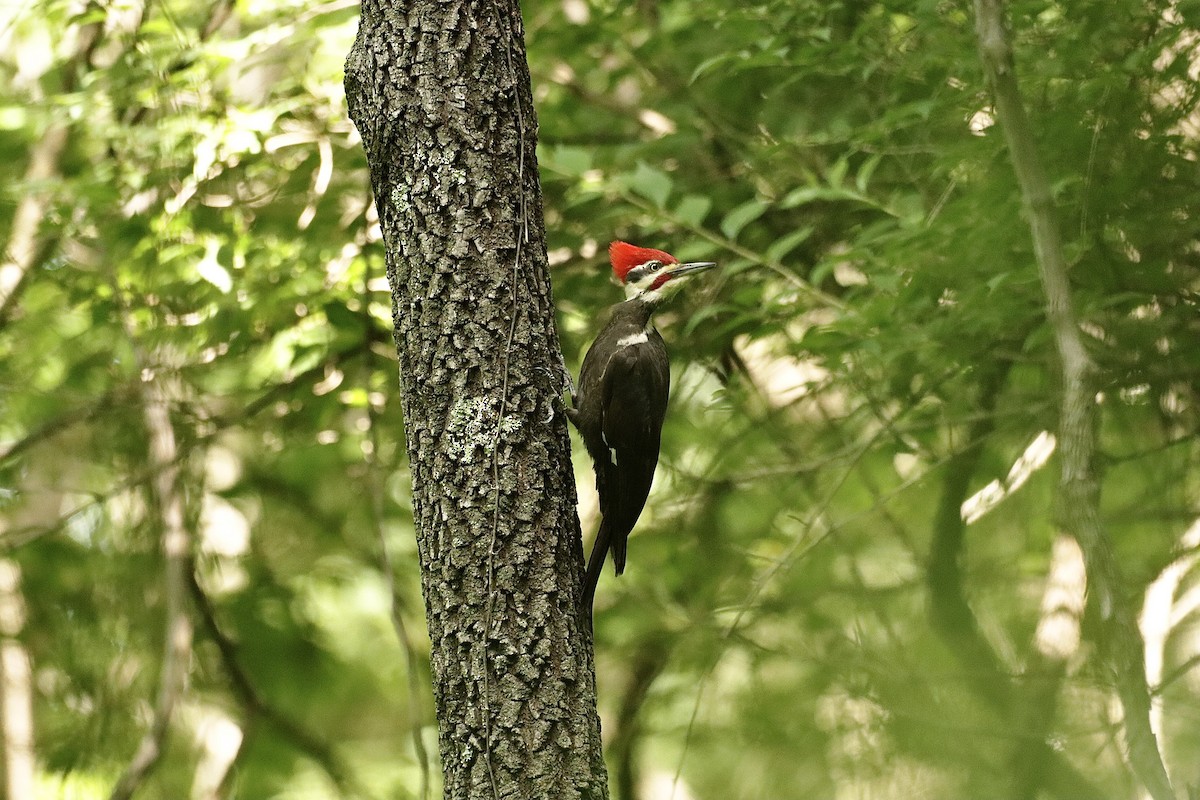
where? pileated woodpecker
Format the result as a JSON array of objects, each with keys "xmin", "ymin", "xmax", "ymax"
[{"xmin": 567, "ymin": 241, "xmax": 716, "ymax": 622}]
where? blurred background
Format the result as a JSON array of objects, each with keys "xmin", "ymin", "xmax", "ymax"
[{"xmin": 2, "ymin": 0, "xmax": 1200, "ymax": 797}]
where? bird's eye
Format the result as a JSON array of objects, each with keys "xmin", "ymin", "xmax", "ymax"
[{"xmin": 646, "ymin": 261, "xmax": 662, "ymax": 272}]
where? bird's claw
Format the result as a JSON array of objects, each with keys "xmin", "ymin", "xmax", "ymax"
[
  {"xmin": 558, "ymin": 354, "xmax": 577, "ymax": 405},
  {"xmin": 537, "ymin": 359, "xmax": 577, "ymax": 424}
]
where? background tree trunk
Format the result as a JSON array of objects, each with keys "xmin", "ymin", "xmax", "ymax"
[
  {"xmin": 344, "ymin": 2, "xmax": 608, "ymax": 798},
  {"xmin": 972, "ymin": 2, "xmax": 1176, "ymax": 798}
]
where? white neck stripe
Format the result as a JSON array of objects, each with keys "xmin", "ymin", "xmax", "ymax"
[{"xmin": 617, "ymin": 332, "xmax": 649, "ymax": 347}]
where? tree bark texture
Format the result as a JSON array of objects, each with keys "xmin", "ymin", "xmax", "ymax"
[
  {"xmin": 344, "ymin": 3, "xmax": 607, "ymax": 799},
  {"xmin": 972, "ymin": 2, "xmax": 1176, "ymax": 798}
]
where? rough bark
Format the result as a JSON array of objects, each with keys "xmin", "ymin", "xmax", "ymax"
[
  {"xmin": 972, "ymin": 2, "xmax": 1176, "ymax": 798},
  {"xmin": 344, "ymin": 2, "xmax": 606, "ymax": 798}
]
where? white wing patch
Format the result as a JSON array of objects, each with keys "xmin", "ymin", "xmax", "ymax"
[{"xmin": 617, "ymin": 332, "xmax": 649, "ymax": 347}]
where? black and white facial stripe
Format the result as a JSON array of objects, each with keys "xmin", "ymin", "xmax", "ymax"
[{"xmin": 623, "ymin": 260, "xmax": 664, "ymax": 286}]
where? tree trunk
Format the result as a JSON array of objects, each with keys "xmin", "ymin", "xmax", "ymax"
[
  {"xmin": 344, "ymin": 2, "xmax": 608, "ymax": 799},
  {"xmin": 972, "ymin": 2, "xmax": 1176, "ymax": 798}
]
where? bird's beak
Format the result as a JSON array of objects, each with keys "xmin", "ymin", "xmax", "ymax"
[{"xmin": 665, "ymin": 261, "xmax": 717, "ymax": 278}]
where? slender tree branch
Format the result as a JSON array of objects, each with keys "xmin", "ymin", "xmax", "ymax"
[
  {"xmin": 1, "ymin": 317, "xmax": 385, "ymax": 475},
  {"xmin": 0, "ymin": 347, "xmax": 368, "ymax": 552},
  {"xmin": 0, "ymin": 14, "xmax": 103, "ymax": 325},
  {"xmin": 927, "ymin": 361, "xmax": 1012, "ymax": 703},
  {"xmin": 0, "ymin": 560, "xmax": 34, "ymax": 800},
  {"xmin": 186, "ymin": 570, "xmax": 371, "ymax": 799},
  {"xmin": 972, "ymin": 2, "xmax": 1175, "ymax": 797},
  {"xmin": 0, "ymin": 387, "xmax": 123, "ymax": 466},
  {"xmin": 610, "ymin": 638, "xmax": 670, "ymax": 800},
  {"xmin": 1154, "ymin": 652, "xmax": 1200, "ymax": 696},
  {"xmin": 109, "ymin": 372, "xmax": 194, "ymax": 800},
  {"xmin": 1012, "ymin": 535, "xmax": 1086, "ymax": 800},
  {"xmin": 1141, "ymin": 520, "xmax": 1200, "ymax": 740},
  {"xmin": 0, "ymin": 121, "xmax": 66, "ymax": 322},
  {"xmin": 927, "ymin": 361, "xmax": 1104, "ymax": 799}
]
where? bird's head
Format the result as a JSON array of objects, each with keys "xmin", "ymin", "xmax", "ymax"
[{"xmin": 609, "ymin": 241, "xmax": 716, "ymax": 303}]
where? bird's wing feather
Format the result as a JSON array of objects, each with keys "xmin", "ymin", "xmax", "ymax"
[
  {"xmin": 596, "ymin": 341, "xmax": 669, "ymax": 574},
  {"xmin": 599, "ymin": 341, "xmax": 668, "ymax": 450}
]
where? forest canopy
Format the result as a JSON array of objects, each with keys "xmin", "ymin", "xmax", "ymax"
[{"xmin": 2, "ymin": 0, "xmax": 1199, "ymax": 798}]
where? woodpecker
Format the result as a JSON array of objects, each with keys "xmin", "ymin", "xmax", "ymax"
[{"xmin": 566, "ymin": 241, "xmax": 716, "ymax": 623}]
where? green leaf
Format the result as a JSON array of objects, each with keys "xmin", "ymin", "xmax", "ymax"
[
  {"xmin": 68, "ymin": 7, "xmax": 108, "ymax": 25},
  {"xmin": 627, "ymin": 163, "xmax": 673, "ymax": 208},
  {"xmin": 690, "ymin": 53, "xmax": 739, "ymax": 83},
  {"xmin": 856, "ymin": 154, "xmax": 883, "ymax": 193},
  {"xmin": 766, "ymin": 226, "xmax": 814, "ymax": 263},
  {"xmin": 828, "ymin": 157, "xmax": 849, "ymax": 188},
  {"xmin": 810, "ymin": 259, "xmax": 836, "ymax": 288},
  {"xmin": 780, "ymin": 186, "xmax": 823, "ymax": 208},
  {"xmin": 323, "ymin": 301, "xmax": 361, "ymax": 333},
  {"xmin": 675, "ymin": 195, "xmax": 712, "ymax": 228},
  {"xmin": 546, "ymin": 146, "xmax": 590, "ymax": 177},
  {"xmin": 986, "ymin": 272, "xmax": 1011, "ymax": 291},
  {"xmin": 780, "ymin": 186, "xmax": 867, "ymax": 208},
  {"xmin": 721, "ymin": 199, "xmax": 768, "ymax": 240},
  {"xmin": 682, "ymin": 302, "xmax": 728, "ymax": 336}
]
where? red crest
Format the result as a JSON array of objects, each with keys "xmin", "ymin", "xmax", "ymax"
[{"xmin": 609, "ymin": 241, "xmax": 677, "ymax": 283}]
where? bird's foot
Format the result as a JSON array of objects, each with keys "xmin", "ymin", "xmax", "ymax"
[
  {"xmin": 558, "ymin": 352, "xmax": 577, "ymax": 406},
  {"xmin": 538, "ymin": 359, "xmax": 577, "ymax": 425}
]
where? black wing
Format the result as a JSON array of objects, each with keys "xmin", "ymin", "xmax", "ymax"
[
  {"xmin": 576, "ymin": 335, "xmax": 670, "ymax": 621},
  {"xmin": 597, "ymin": 338, "xmax": 669, "ymax": 574}
]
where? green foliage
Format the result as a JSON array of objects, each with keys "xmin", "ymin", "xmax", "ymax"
[{"xmin": 2, "ymin": 0, "xmax": 1199, "ymax": 797}]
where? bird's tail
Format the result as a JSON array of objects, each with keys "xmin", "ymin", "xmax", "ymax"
[
  {"xmin": 609, "ymin": 451, "xmax": 655, "ymax": 577},
  {"xmin": 580, "ymin": 518, "xmax": 612, "ymax": 630},
  {"xmin": 611, "ymin": 523, "xmax": 627, "ymax": 577}
]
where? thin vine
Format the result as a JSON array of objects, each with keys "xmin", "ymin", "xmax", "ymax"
[{"xmin": 480, "ymin": 2, "xmax": 531, "ymax": 798}]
